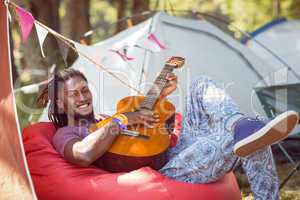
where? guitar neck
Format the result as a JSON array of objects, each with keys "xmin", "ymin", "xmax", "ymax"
[{"xmin": 140, "ymin": 64, "xmax": 175, "ymax": 110}]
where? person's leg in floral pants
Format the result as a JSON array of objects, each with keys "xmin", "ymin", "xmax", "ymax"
[{"xmin": 160, "ymin": 76, "xmax": 279, "ymax": 200}]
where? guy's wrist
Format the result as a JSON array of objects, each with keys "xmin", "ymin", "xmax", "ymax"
[
  {"xmin": 112, "ymin": 118, "xmax": 127, "ymax": 130},
  {"xmin": 112, "ymin": 113, "xmax": 128, "ymax": 129}
]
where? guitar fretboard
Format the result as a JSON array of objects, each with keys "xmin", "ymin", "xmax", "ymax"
[{"xmin": 140, "ymin": 64, "xmax": 175, "ymax": 110}]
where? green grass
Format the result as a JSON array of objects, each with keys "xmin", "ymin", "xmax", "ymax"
[{"xmin": 236, "ymin": 162, "xmax": 300, "ymax": 200}]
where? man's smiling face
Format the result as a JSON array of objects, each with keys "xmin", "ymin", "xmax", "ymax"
[{"xmin": 57, "ymin": 76, "xmax": 93, "ymax": 119}]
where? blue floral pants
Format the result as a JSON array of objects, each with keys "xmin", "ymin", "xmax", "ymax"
[{"xmin": 160, "ymin": 76, "xmax": 279, "ymax": 200}]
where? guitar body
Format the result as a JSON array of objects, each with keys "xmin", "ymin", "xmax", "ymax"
[
  {"xmin": 100, "ymin": 96, "xmax": 175, "ymax": 172},
  {"xmin": 99, "ymin": 56, "xmax": 185, "ymax": 172}
]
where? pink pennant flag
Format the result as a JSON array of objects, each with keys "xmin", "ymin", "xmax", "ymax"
[
  {"xmin": 15, "ymin": 5, "xmax": 35, "ymax": 42},
  {"xmin": 110, "ymin": 49, "xmax": 135, "ymax": 61},
  {"xmin": 135, "ymin": 37, "xmax": 161, "ymax": 53},
  {"xmin": 148, "ymin": 33, "xmax": 166, "ymax": 50}
]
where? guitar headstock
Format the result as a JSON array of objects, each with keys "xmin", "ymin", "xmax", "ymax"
[{"xmin": 166, "ymin": 56, "xmax": 185, "ymax": 69}]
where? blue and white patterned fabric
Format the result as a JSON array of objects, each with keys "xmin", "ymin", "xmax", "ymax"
[{"xmin": 160, "ymin": 76, "xmax": 279, "ymax": 200}]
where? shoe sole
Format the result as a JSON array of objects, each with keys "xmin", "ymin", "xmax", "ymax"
[{"xmin": 234, "ymin": 111, "xmax": 299, "ymax": 157}]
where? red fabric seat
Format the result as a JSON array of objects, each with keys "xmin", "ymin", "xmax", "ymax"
[{"xmin": 22, "ymin": 122, "xmax": 242, "ymax": 200}]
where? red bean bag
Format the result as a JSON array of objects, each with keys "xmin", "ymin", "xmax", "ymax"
[{"xmin": 22, "ymin": 122, "xmax": 242, "ymax": 200}]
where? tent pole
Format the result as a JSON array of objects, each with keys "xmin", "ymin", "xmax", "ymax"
[
  {"xmin": 273, "ymin": 0, "xmax": 281, "ymax": 19},
  {"xmin": 137, "ymin": 11, "xmax": 158, "ymax": 92},
  {"xmin": 0, "ymin": 1, "xmax": 37, "ymax": 199}
]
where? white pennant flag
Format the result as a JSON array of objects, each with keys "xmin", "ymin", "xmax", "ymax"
[{"xmin": 34, "ymin": 22, "xmax": 48, "ymax": 57}]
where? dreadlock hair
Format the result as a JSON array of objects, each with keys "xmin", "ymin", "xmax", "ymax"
[{"xmin": 37, "ymin": 68, "xmax": 88, "ymax": 129}]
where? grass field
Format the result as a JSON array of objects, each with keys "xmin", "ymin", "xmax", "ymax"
[{"xmin": 236, "ymin": 162, "xmax": 300, "ymax": 200}]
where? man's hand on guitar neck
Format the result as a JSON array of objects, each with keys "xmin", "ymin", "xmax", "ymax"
[
  {"xmin": 123, "ymin": 109, "xmax": 160, "ymax": 128},
  {"xmin": 160, "ymin": 73, "xmax": 178, "ymax": 99},
  {"xmin": 122, "ymin": 73, "xmax": 177, "ymax": 129}
]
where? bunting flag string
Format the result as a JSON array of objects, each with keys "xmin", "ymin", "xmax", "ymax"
[
  {"xmin": 7, "ymin": 1, "xmax": 143, "ymax": 94},
  {"xmin": 36, "ymin": 20, "xmax": 142, "ymax": 94},
  {"xmin": 8, "ymin": 1, "xmax": 172, "ymax": 95},
  {"xmin": 34, "ymin": 22, "xmax": 48, "ymax": 57},
  {"xmin": 33, "ymin": 20, "xmax": 142, "ymax": 94},
  {"xmin": 14, "ymin": 3, "xmax": 35, "ymax": 42}
]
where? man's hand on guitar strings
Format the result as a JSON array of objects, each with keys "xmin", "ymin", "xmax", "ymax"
[
  {"xmin": 123, "ymin": 110, "xmax": 160, "ymax": 128},
  {"xmin": 160, "ymin": 73, "xmax": 178, "ymax": 99}
]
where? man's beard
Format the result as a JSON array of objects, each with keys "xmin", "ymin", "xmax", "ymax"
[{"xmin": 73, "ymin": 110, "xmax": 95, "ymax": 124}]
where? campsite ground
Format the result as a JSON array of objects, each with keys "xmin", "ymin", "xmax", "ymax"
[{"xmin": 236, "ymin": 162, "xmax": 300, "ymax": 200}]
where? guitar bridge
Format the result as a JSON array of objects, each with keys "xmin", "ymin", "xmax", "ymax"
[{"xmin": 121, "ymin": 129, "xmax": 150, "ymax": 140}]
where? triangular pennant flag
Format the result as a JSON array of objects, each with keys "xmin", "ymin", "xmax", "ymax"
[
  {"xmin": 110, "ymin": 47, "xmax": 135, "ymax": 61},
  {"xmin": 15, "ymin": 4, "xmax": 34, "ymax": 42},
  {"xmin": 56, "ymin": 38, "xmax": 69, "ymax": 66},
  {"xmin": 148, "ymin": 33, "xmax": 166, "ymax": 50},
  {"xmin": 34, "ymin": 22, "xmax": 48, "ymax": 57},
  {"xmin": 135, "ymin": 37, "xmax": 161, "ymax": 53}
]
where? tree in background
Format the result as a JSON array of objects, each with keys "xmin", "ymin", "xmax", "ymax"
[
  {"xmin": 62, "ymin": 0, "xmax": 91, "ymax": 44},
  {"xmin": 215, "ymin": 0, "xmax": 300, "ymax": 37},
  {"xmin": 12, "ymin": 0, "xmax": 92, "ymax": 80},
  {"xmin": 13, "ymin": 0, "xmax": 60, "ymax": 80},
  {"xmin": 111, "ymin": 0, "xmax": 150, "ymax": 33},
  {"xmin": 286, "ymin": 0, "xmax": 300, "ymax": 19}
]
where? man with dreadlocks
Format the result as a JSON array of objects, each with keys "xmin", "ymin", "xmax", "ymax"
[{"xmin": 38, "ymin": 68, "xmax": 298, "ymax": 200}]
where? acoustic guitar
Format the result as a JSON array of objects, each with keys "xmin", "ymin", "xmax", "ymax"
[{"xmin": 98, "ymin": 56, "xmax": 185, "ymax": 172}]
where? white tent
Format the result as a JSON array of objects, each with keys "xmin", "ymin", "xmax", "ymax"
[
  {"xmin": 243, "ymin": 18, "xmax": 300, "ymax": 85},
  {"xmin": 40, "ymin": 12, "xmax": 280, "ymax": 121}
]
